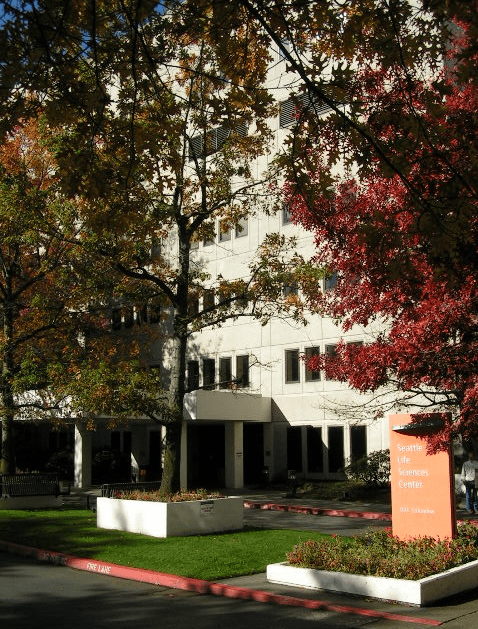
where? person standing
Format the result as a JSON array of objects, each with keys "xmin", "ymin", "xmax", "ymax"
[{"xmin": 461, "ymin": 451, "xmax": 478, "ymax": 515}]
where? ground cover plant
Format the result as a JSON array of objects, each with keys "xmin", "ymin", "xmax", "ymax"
[
  {"xmin": 287, "ymin": 522, "xmax": 478, "ymax": 580},
  {"xmin": 0, "ymin": 509, "xmax": 331, "ymax": 581}
]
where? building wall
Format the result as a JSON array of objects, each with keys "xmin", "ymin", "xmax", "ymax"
[{"xmin": 70, "ymin": 48, "xmax": 394, "ymax": 487}]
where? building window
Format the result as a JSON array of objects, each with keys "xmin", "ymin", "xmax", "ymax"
[
  {"xmin": 219, "ymin": 220, "xmax": 231, "ymax": 242},
  {"xmin": 235, "ymin": 289, "xmax": 249, "ymax": 309},
  {"xmin": 285, "ymin": 349, "xmax": 300, "ymax": 383},
  {"xmin": 283, "ymin": 281, "xmax": 298, "ymax": 299},
  {"xmin": 203, "ymin": 234, "xmax": 215, "ymax": 246},
  {"xmin": 324, "ymin": 344, "xmax": 337, "ymax": 380},
  {"xmin": 282, "ymin": 204, "xmax": 293, "ymax": 224},
  {"xmin": 188, "ymin": 134, "xmax": 204, "ymax": 161},
  {"xmin": 305, "ymin": 347, "xmax": 321, "ymax": 381},
  {"xmin": 203, "ymin": 289, "xmax": 215, "ymax": 311},
  {"xmin": 235, "ymin": 217, "xmax": 248, "ymax": 238},
  {"xmin": 307, "ymin": 426, "xmax": 323, "ymax": 473},
  {"xmin": 188, "ymin": 123, "xmax": 248, "ymax": 161},
  {"xmin": 187, "ymin": 360, "xmax": 200, "ymax": 391},
  {"xmin": 219, "ymin": 357, "xmax": 232, "ymax": 389},
  {"xmin": 236, "ymin": 354, "xmax": 249, "ymax": 387},
  {"xmin": 279, "ymin": 92, "xmax": 333, "ymax": 128},
  {"xmin": 202, "ymin": 358, "xmax": 216, "ymax": 390},
  {"xmin": 350, "ymin": 425, "xmax": 367, "ymax": 463},
  {"xmin": 324, "ymin": 271, "xmax": 338, "ymax": 291},
  {"xmin": 188, "ymin": 295, "xmax": 199, "ymax": 316},
  {"xmin": 328, "ymin": 426, "xmax": 344, "ymax": 473}
]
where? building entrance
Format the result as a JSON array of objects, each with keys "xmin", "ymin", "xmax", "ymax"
[
  {"xmin": 243, "ymin": 423, "xmax": 264, "ymax": 485},
  {"xmin": 187, "ymin": 424, "xmax": 225, "ymax": 488}
]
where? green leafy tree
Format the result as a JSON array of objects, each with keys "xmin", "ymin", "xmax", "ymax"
[
  {"xmin": 0, "ymin": 116, "xmax": 84, "ymax": 474},
  {"xmin": 0, "ymin": 1, "xmax": 306, "ymax": 491}
]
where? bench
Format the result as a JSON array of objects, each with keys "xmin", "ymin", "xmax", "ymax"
[
  {"xmin": 101, "ymin": 480, "xmax": 162, "ymax": 498},
  {"xmin": 1, "ymin": 473, "xmax": 60, "ymax": 498}
]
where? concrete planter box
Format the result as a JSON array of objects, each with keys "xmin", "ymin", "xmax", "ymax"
[
  {"xmin": 97, "ymin": 496, "xmax": 243, "ymax": 538},
  {"xmin": 267, "ymin": 560, "xmax": 478, "ymax": 606},
  {"xmin": 0, "ymin": 495, "xmax": 62, "ymax": 510}
]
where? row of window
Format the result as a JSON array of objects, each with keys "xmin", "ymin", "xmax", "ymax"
[
  {"xmin": 285, "ymin": 342, "xmax": 362, "ymax": 383},
  {"xmin": 196, "ymin": 216, "xmax": 248, "ymax": 248},
  {"xmin": 111, "ymin": 303, "xmax": 162, "ymax": 330},
  {"xmin": 288, "ymin": 424, "xmax": 366, "ymax": 474},
  {"xmin": 188, "ymin": 95, "xmax": 333, "ymax": 162},
  {"xmin": 192, "ymin": 208, "xmax": 296, "ymax": 250},
  {"xmin": 187, "ymin": 355, "xmax": 250, "ymax": 391},
  {"xmin": 110, "ymin": 283, "xmax": 251, "ymax": 331}
]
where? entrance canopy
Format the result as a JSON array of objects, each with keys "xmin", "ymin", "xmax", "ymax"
[{"xmin": 183, "ymin": 390, "xmax": 271, "ymax": 422}]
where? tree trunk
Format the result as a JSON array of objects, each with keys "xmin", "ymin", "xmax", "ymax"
[
  {"xmin": 160, "ymin": 329, "xmax": 188, "ymax": 494},
  {"xmin": 0, "ymin": 404, "xmax": 15, "ymax": 475},
  {"xmin": 1, "ymin": 304, "xmax": 16, "ymax": 475},
  {"xmin": 160, "ymin": 221, "xmax": 190, "ymax": 494}
]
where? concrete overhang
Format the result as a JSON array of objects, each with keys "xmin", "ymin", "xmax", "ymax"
[{"xmin": 184, "ymin": 390, "xmax": 271, "ymax": 422}]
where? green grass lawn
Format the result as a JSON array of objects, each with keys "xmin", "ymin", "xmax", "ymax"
[{"xmin": 0, "ymin": 509, "xmax": 333, "ymax": 581}]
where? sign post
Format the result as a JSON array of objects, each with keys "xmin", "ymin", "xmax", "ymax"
[{"xmin": 389, "ymin": 413, "xmax": 456, "ymax": 540}]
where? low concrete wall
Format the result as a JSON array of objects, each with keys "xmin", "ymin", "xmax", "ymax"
[
  {"xmin": 0, "ymin": 495, "xmax": 62, "ymax": 510},
  {"xmin": 267, "ymin": 560, "xmax": 478, "ymax": 606},
  {"xmin": 97, "ymin": 496, "xmax": 243, "ymax": 537}
]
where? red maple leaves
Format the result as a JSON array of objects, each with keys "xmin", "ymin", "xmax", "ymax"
[{"xmin": 290, "ymin": 10, "xmax": 478, "ymax": 447}]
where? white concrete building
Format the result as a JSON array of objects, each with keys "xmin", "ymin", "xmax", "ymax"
[{"xmin": 69, "ymin": 46, "xmax": 392, "ymax": 490}]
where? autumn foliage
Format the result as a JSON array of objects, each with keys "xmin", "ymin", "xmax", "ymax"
[{"xmin": 289, "ymin": 7, "xmax": 478, "ymax": 449}]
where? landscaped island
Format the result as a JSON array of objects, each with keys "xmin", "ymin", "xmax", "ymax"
[
  {"xmin": 268, "ymin": 523, "xmax": 478, "ymax": 606},
  {"xmin": 97, "ymin": 489, "xmax": 244, "ymax": 538}
]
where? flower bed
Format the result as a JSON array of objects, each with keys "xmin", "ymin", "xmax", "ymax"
[
  {"xmin": 267, "ymin": 523, "xmax": 478, "ymax": 605},
  {"xmin": 97, "ymin": 492, "xmax": 243, "ymax": 538},
  {"xmin": 286, "ymin": 524, "xmax": 478, "ymax": 580}
]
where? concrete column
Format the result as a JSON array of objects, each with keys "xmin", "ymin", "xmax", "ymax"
[
  {"xmin": 180, "ymin": 422, "xmax": 188, "ymax": 490},
  {"xmin": 225, "ymin": 421, "xmax": 244, "ymax": 489},
  {"xmin": 74, "ymin": 423, "xmax": 93, "ymax": 488}
]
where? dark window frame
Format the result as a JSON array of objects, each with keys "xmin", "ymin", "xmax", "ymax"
[
  {"xmin": 305, "ymin": 347, "xmax": 321, "ymax": 381},
  {"xmin": 285, "ymin": 349, "xmax": 300, "ymax": 383}
]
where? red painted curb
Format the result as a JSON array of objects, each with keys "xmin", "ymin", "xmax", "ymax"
[
  {"xmin": 0, "ymin": 539, "xmax": 440, "ymax": 625},
  {"xmin": 243, "ymin": 500, "xmax": 393, "ymax": 521}
]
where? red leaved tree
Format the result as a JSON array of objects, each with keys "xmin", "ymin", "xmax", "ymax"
[{"xmin": 287, "ymin": 8, "xmax": 478, "ymax": 450}]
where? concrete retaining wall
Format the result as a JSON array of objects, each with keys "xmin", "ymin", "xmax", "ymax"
[
  {"xmin": 97, "ymin": 496, "xmax": 243, "ymax": 537},
  {"xmin": 267, "ymin": 560, "xmax": 478, "ymax": 606}
]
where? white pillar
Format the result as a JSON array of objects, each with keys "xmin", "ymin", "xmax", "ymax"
[
  {"xmin": 180, "ymin": 422, "xmax": 188, "ymax": 490},
  {"xmin": 74, "ymin": 423, "xmax": 92, "ymax": 488},
  {"xmin": 225, "ymin": 421, "xmax": 244, "ymax": 489}
]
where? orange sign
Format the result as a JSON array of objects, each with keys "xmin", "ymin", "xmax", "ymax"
[{"xmin": 389, "ymin": 413, "xmax": 456, "ymax": 540}]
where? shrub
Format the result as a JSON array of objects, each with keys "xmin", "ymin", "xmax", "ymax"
[
  {"xmin": 287, "ymin": 522, "xmax": 478, "ymax": 580},
  {"xmin": 113, "ymin": 488, "xmax": 223, "ymax": 502},
  {"xmin": 344, "ymin": 449, "xmax": 390, "ymax": 487}
]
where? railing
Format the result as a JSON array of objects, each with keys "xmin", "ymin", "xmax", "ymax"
[
  {"xmin": 101, "ymin": 480, "xmax": 162, "ymax": 498},
  {"xmin": 0, "ymin": 473, "xmax": 60, "ymax": 497}
]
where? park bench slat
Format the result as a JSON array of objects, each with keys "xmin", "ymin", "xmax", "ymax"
[{"xmin": 0, "ymin": 473, "xmax": 60, "ymax": 497}]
